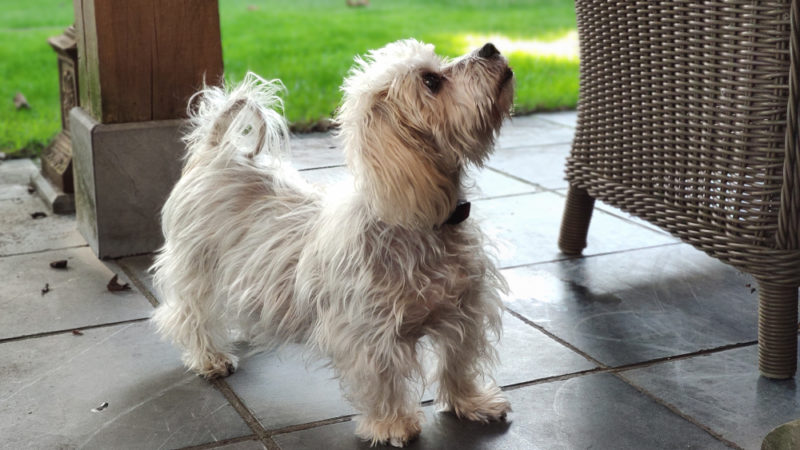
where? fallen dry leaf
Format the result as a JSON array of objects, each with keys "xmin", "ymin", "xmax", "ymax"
[
  {"xmin": 50, "ymin": 260, "xmax": 68, "ymax": 269},
  {"xmin": 72, "ymin": 329, "xmax": 84, "ymax": 336},
  {"xmin": 30, "ymin": 212, "xmax": 47, "ymax": 219},
  {"xmin": 27, "ymin": 185, "xmax": 35, "ymax": 194},
  {"xmin": 13, "ymin": 92, "xmax": 30, "ymax": 110},
  {"xmin": 91, "ymin": 402, "xmax": 109, "ymax": 412},
  {"xmin": 41, "ymin": 283, "xmax": 50, "ymax": 296},
  {"xmin": 107, "ymin": 274, "xmax": 131, "ymax": 292}
]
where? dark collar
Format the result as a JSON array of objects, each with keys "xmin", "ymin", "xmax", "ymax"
[{"xmin": 443, "ymin": 200, "xmax": 471, "ymax": 226}]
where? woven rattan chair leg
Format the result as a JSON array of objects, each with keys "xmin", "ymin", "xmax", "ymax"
[
  {"xmin": 757, "ymin": 281, "xmax": 799, "ymax": 379},
  {"xmin": 558, "ymin": 187, "xmax": 595, "ymax": 256}
]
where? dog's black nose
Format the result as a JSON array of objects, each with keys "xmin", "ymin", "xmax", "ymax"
[{"xmin": 478, "ymin": 43, "xmax": 500, "ymax": 58}]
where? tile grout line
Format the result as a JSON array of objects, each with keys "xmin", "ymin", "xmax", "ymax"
[
  {"xmin": 0, "ymin": 243, "xmax": 89, "ymax": 259},
  {"xmin": 496, "ymin": 241, "xmax": 683, "ymax": 271},
  {"xmin": 102, "ymin": 258, "xmax": 281, "ymax": 448},
  {"xmin": 297, "ymin": 164, "xmax": 346, "ymax": 172},
  {"xmin": 175, "ymin": 340, "xmax": 760, "ymax": 444},
  {"xmin": 505, "ymin": 306, "xmax": 754, "ymax": 448},
  {"xmin": 496, "ymin": 140, "xmax": 574, "ymax": 151},
  {"xmin": 608, "ymin": 341, "xmax": 759, "ymax": 374},
  {"xmin": 471, "ymin": 187, "xmax": 545, "ymax": 202},
  {"xmin": 505, "ymin": 306, "xmax": 762, "ymax": 376},
  {"xmin": 266, "ymin": 414, "xmax": 357, "ymax": 437},
  {"xmin": 497, "ymin": 339, "xmax": 761, "ymax": 396},
  {"xmin": 479, "ymin": 166, "xmax": 674, "ymax": 238},
  {"xmin": 210, "ymin": 378, "xmax": 281, "ymax": 450},
  {"xmin": 173, "ymin": 434, "xmax": 261, "ymax": 450},
  {"xmin": 0, "ymin": 317, "xmax": 151, "ymax": 345},
  {"xmin": 544, "ymin": 187, "xmax": 674, "ymax": 237},
  {"xmin": 504, "ymin": 308, "xmax": 607, "ymax": 368},
  {"xmin": 471, "ymin": 163, "xmax": 677, "ymax": 240},
  {"xmin": 614, "ymin": 372, "xmax": 744, "ymax": 449},
  {"xmin": 117, "ymin": 258, "xmax": 160, "ymax": 308},
  {"xmin": 482, "ymin": 166, "xmax": 550, "ymax": 191},
  {"xmin": 500, "ymin": 368, "xmax": 607, "ymax": 392},
  {"xmin": 530, "ymin": 116, "xmax": 577, "ymax": 129}
]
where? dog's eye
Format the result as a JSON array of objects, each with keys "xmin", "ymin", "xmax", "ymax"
[{"xmin": 422, "ymin": 72, "xmax": 442, "ymax": 93}]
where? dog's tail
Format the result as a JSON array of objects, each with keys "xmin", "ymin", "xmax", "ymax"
[{"xmin": 182, "ymin": 72, "xmax": 290, "ymax": 170}]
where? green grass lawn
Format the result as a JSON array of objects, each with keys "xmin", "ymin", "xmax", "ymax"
[{"xmin": 0, "ymin": 0, "xmax": 578, "ymax": 156}]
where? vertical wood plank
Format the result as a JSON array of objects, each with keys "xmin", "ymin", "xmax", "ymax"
[
  {"xmin": 94, "ymin": 0, "xmax": 155, "ymax": 123},
  {"xmin": 74, "ymin": 0, "xmax": 101, "ymax": 119},
  {"xmin": 73, "ymin": 0, "xmax": 223, "ymax": 123},
  {"xmin": 153, "ymin": 0, "xmax": 224, "ymax": 120}
]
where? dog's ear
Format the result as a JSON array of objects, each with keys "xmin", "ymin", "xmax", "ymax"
[{"xmin": 349, "ymin": 99, "xmax": 458, "ymax": 228}]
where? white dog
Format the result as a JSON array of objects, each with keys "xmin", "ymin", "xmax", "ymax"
[{"xmin": 152, "ymin": 39, "xmax": 515, "ymax": 447}]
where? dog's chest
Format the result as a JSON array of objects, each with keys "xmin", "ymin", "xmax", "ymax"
[{"xmin": 377, "ymin": 229, "xmax": 485, "ymax": 326}]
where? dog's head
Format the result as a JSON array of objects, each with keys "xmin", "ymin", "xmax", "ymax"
[{"xmin": 337, "ymin": 39, "xmax": 514, "ymax": 228}]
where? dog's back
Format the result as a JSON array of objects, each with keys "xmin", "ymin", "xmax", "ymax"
[{"xmin": 151, "ymin": 75, "xmax": 322, "ymax": 376}]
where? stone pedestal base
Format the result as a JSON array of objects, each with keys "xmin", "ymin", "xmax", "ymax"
[
  {"xmin": 69, "ymin": 107, "xmax": 184, "ymax": 258},
  {"xmin": 29, "ymin": 170, "xmax": 74, "ymax": 214}
]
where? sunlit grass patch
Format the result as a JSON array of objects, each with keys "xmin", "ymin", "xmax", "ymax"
[{"xmin": 1, "ymin": 0, "xmax": 578, "ymax": 156}]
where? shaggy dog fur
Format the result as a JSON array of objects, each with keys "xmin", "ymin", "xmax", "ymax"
[{"xmin": 151, "ymin": 39, "xmax": 515, "ymax": 447}]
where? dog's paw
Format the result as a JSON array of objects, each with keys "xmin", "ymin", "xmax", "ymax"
[
  {"xmin": 355, "ymin": 412, "xmax": 422, "ymax": 448},
  {"xmin": 192, "ymin": 352, "xmax": 238, "ymax": 379},
  {"xmin": 440, "ymin": 386, "xmax": 511, "ymax": 423}
]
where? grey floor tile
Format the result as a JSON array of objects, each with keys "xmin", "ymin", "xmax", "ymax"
[
  {"xmin": 224, "ymin": 312, "xmax": 590, "ymax": 433},
  {"xmin": 0, "ymin": 183, "xmax": 30, "ymax": 201},
  {"xmin": 272, "ymin": 373, "xmax": 728, "ymax": 450},
  {"xmin": 487, "ymin": 143, "xmax": 571, "ymax": 189},
  {"xmin": 474, "ymin": 191, "xmax": 677, "ymax": 268},
  {"xmin": 0, "ymin": 158, "xmax": 37, "ymax": 185},
  {"xmin": 623, "ymin": 345, "xmax": 800, "ymax": 450},
  {"xmin": 0, "ymin": 194, "xmax": 85, "ymax": 256},
  {"xmin": 0, "ymin": 322, "xmax": 252, "ymax": 449},
  {"xmin": 299, "ymin": 165, "xmax": 349, "ymax": 188},
  {"xmin": 535, "ymin": 110, "xmax": 578, "ymax": 128},
  {"xmin": 287, "ymin": 116, "xmax": 573, "ymax": 176},
  {"xmin": 591, "ymin": 201, "xmax": 673, "ymax": 236},
  {"xmin": 0, "ymin": 160, "xmax": 85, "ymax": 256},
  {"xmin": 225, "ymin": 344, "xmax": 355, "ymax": 431},
  {"xmin": 497, "ymin": 116, "xmax": 575, "ymax": 150},
  {"xmin": 289, "ymin": 133, "xmax": 345, "ymax": 170},
  {"xmin": 202, "ymin": 437, "xmax": 268, "ymax": 449},
  {"xmin": 466, "ymin": 167, "xmax": 538, "ymax": 199},
  {"xmin": 0, "ymin": 247, "xmax": 154, "ymax": 340},
  {"xmin": 420, "ymin": 312, "xmax": 596, "ymax": 401},
  {"xmin": 550, "ymin": 188, "xmax": 672, "ymax": 236},
  {"xmin": 503, "ymin": 244, "xmax": 759, "ymax": 367},
  {"xmin": 483, "ymin": 312, "xmax": 595, "ymax": 386},
  {"xmin": 298, "ymin": 165, "xmax": 537, "ymax": 200},
  {"xmin": 186, "ymin": 309, "xmax": 592, "ymax": 433}
]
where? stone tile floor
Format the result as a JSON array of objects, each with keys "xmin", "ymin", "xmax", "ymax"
[{"xmin": 1, "ymin": 112, "xmax": 798, "ymax": 449}]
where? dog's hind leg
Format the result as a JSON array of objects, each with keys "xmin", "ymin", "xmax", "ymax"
[{"xmin": 151, "ymin": 290, "xmax": 238, "ymax": 379}]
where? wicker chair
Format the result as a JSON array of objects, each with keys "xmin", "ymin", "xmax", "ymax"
[{"xmin": 559, "ymin": 0, "xmax": 800, "ymax": 379}]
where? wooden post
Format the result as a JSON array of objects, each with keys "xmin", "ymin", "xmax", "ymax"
[
  {"xmin": 70, "ymin": 0, "xmax": 223, "ymax": 258},
  {"xmin": 74, "ymin": 0, "xmax": 223, "ymax": 123}
]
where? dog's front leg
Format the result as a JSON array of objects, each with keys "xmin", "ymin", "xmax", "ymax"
[
  {"xmin": 430, "ymin": 306, "xmax": 510, "ymax": 423},
  {"xmin": 332, "ymin": 332, "xmax": 423, "ymax": 448}
]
